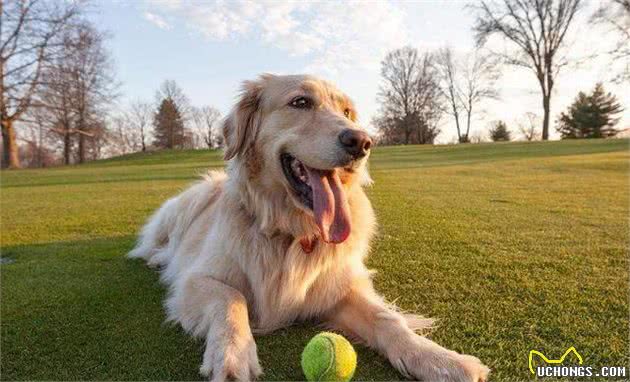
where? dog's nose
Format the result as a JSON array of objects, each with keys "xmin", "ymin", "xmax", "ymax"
[{"xmin": 338, "ymin": 129, "xmax": 372, "ymax": 159}]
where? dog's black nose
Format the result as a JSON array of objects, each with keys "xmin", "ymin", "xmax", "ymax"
[{"xmin": 338, "ymin": 129, "xmax": 372, "ymax": 159}]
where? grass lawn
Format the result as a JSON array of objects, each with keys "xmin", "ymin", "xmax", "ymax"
[{"xmin": 1, "ymin": 139, "xmax": 628, "ymax": 381}]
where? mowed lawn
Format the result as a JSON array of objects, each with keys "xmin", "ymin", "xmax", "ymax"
[{"xmin": 1, "ymin": 139, "xmax": 628, "ymax": 381}]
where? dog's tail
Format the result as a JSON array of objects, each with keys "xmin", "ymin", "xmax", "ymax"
[{"xmin": 127, "ymin": 170, "xmax": 226, "ymax": 268}]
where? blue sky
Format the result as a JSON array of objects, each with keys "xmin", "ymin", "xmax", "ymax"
[{"xmin": 91, "ymin": 0, "xmax": 629, "ymax": 143}]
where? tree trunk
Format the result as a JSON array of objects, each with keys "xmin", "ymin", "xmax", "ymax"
[
  {"xmin": 1, "ymin": 118, "xmax": 21, "ymax": 169},
  {"xmin": 542, "ymin": 94, "xmax": 551, "ymax": 140},
  {"xmin": 404, "ymin": 115, "xmax": 412, "ymax": 144},
  {"xmin": 453, "ymin": 112, "xmax": 462, "ymax": 142},
  {"xmin": 37, "ymin": 122, "xmax": 43, "ymax": 168},
  {"xmin": 64, "ymin": 131, "xmax": 71, "ymax": 165},
  {"xmin": 78, "ymin": 134, "xmax": 84, "ymax": 163},
  {"xmin": 464, "ymin": 114, "xmax": 472, "ymax": 143}
]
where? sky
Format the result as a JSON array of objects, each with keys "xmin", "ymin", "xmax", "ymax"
[{"xmin": 91, "ymin": 0, "xmax": 629, "ymax": 143}]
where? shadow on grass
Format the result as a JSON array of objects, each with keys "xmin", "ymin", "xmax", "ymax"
[{"xmin": 0, "ymin": 237, "xmax": 399, "ymax": 381}]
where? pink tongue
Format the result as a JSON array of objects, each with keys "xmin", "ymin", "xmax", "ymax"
[{"xmin": 305, "ymin": 168, "xmax": 351, "ymax": 244}]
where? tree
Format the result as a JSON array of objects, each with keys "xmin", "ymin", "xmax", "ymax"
[
  {"xmin": 435, "ymin": 47, "xmax": 463, "ymax": 142},
  {"xmin": 471, "ymin": 0, "xmax": 583, "ymax": 140},
  {"xmin": 191, "ymin": 106, "xmax": 222, "ymax": 149},
  {"xmin": 1, "ymin": 0, "xmax": 81, "ymax": 168},
  {"xmin": 128, "ymin": 101, "xmax": 152, "ymax": 152},
  {"xmin": 39, "ymin": 53, "xmax": 75, "ymax": 164},
  {"xmin": 489, "ymin": 120, "xmax": 511, "ymax": 141},
  {"xmin": 155, "ymin": 79, "xmax": 190, "ymax": 119},
  {"xmin": 436, "ymin": 46, "xmax": 500, "ymax": 143},
  {"xmin": 152, "ymin": 80, "xmax": 189, "ymax": 150},
  {"xmin": 109, "ymin": 113, "xmax": 139, "ymax": 155},
  {"xmin": 36, "ymin": 22, "xmax": 116, "ymax": 165},
  {"xmin": 153, "ymin": 98, "xmax": 185, "ymax": 149},
  {"xmin": 84, "ymin": 118, "xmax": 108, "ymax": 161},
  {"xmin": 65, "ymin": 24, "xmax": 117, "ymax": 163},
  {"xmin": 518, "ymin": 112, "xmax": 541, "ymax": 141},
  {"xmin": 374, "ymin": 47, "xmax": 443, "ymax": 145},
  {"xmin": 592, "ymin": 0, "xmax": 630, "ymax": 82},
  {"xmin": 22, "ymin": 107, "xmax": 57, "ymax": 167},
  {"xmin": 557, "ymin": 83, "xmax": 624, "ymax": 139}
]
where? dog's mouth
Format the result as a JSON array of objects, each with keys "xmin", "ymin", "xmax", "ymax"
[{"xmin": 281, "ymin": 153, "xmax": 351, "ymax": 244}]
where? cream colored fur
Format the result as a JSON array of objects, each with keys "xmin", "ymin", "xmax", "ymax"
[{"xmin": 129, "ymin": 74, "xmax": 489, "ymax": 382}]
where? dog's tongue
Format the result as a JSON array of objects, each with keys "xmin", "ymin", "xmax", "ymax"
[{"xmin": 306, "ymin": 167, "xmax": 351, "ymax": 244}]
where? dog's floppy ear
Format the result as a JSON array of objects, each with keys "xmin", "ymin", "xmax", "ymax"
[{"xmin": 222, "ymin": 78, "xmax": 266, "ymax": 160}]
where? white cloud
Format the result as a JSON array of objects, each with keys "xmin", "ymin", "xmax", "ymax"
[
  {"xmin": 137, "ymin": 1, "xmax": 628, "ymax": 141},
  {"xmin": 145, "ymin": 0, "xmax": 409, "ymax": 74},
  {"xmin": 143, "ymin": 12, "xmax": 171, "ymax": 30}
]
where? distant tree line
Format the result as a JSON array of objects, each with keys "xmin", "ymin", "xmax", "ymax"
[
  {"xmin": 374, "ymin": 0, "xmax": 627, "ymax": 146},
  {"xmin": 2, "ymin": 0, "xmax": 628, "ymax": 167},
  {"xmin": 0, "ymin": 0, "xmax": 222, "ymax": 169}
]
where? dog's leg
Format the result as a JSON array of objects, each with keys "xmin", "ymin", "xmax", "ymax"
[
  {"xmin": 168, "ymin": 273, "xmax": 262, "ymax": 382},
  {"xmin": 325, "ymin": 282, "xmax": 489, "ymax": 382}
]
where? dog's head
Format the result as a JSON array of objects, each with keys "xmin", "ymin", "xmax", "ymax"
[{"xmin": 222, "ymin": 74, "xmax": 373, "ymax": 244}]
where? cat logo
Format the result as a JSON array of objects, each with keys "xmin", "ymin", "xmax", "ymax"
[{"xmin": 529, "ymin": 346, "xmax": 584, "ymax": 374}]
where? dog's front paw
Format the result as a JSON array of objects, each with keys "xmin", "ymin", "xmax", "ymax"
[
  {"xmin": 451, "ymin": 352, "xmax": 490, "ymax": 382},
  {"xmin": 392, "ymin": 338, "xmax": 489, "ymax": 382},
  {"xmin": 200, "ymin": 332, "xmax": 262, "ymax": 382}
]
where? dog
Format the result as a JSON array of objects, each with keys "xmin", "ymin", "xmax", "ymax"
[{"xmin": 129, "ymin": 74, "xmax": 489, "ymax": 382}]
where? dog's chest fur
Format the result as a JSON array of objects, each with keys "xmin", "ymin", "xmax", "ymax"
[{"xmin": 238, "ymin": 231, "xmax": 363, "ymax": 333}]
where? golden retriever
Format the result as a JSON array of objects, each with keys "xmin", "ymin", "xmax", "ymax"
[{"xmin": 129, "ymin": 74, "xmax": 489, "ymax": 382}]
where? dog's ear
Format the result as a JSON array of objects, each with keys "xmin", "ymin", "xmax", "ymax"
[{"xmin": 222, "ymin": 78, "xmax": 266, "ymax": 160}]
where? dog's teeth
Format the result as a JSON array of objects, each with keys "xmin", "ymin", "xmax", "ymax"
[
  {"xmin": 290, "ymin": 159, "xmax": 308, "ymax": 183},
  {"xmin": 291, "ymin": 161, "xmax": 300, "ymax": 174}
]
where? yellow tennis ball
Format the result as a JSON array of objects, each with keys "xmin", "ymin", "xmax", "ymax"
[{"xmin": 301, "ymin": 332, "xmax": 357, "ymax": 382}]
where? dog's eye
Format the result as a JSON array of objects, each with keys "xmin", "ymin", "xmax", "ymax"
[
  {"xmin": 289, "ymin": 97, "xmax": 312, "ymax": 109},
  {"xmin": 343, "ymin": 108, "xmax": 351, "ymax": 118}
]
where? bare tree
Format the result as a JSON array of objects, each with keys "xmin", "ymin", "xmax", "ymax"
[
  {"xmin": 110, "ymin": 113, "xmax": 140, "ymax": 155},
  {"xmin": 65, "ymin": 23, "xmax": 117, "ymax": 163},
  {"xmin": 21, "ymin": 107, "xmax": 57, "ymax": 167},
  {"xmin": 375, "ymin": 47, "xmax": 443, "ymax": 145},
  {"xmin": 0, "ymin": 0, "xmax": 81, "ymax": 168},
  {"xmin": 37, "ymin": 22, "xmax": 116, "ymax": 164},
  {"xmin": 518, "ymin": 112, "xmax": 541, "ymax": 141},
  {"xmin": 39, "ymin": 54, "xmax": 75, "ymax": 164},
  {"xmin": 471, "ymin": 0, "xmax": 583, "ymax": 140},
  {"xmin": 436, "ymin": 46, "xmax": 500, "ymax": 143},
  {"xmin": 128, "ymin": 100, "xmax": 152, "ymax": 152},
  {"xmin": 191, "ymin": 105, "xmax": 221, "ymax": 149},
  {"xmin": 435, "ymin": 48, "xmax": 463, "ymax": 142},
  {"xmin": 592, "ymin": 0, "xmax": 630, "ymax": 82},
  {"xmin": 85, "ymin": 118, "xmax": 108, "ymax": 160}
]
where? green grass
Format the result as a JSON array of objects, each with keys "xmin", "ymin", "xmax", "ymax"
[{"xmin": 1, "ymin": 139, "xmax": 628, "ymax": 381}]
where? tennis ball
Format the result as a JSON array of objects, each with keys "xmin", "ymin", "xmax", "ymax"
[{"xmin": 301, "ymin": 332, "xmax": 357, "ymax": 382}]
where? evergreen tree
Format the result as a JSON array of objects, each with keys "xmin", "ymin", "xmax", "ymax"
[
  {"xmin": 489, "ymin": 120, "xmax": 511, "ymax": 142},
  {"xmin": 557, "ymin": 83, "xmax": 624, "ymax": 139},
  {"xmin": 153, "ymin": 98, "xmax": 185, "ymax": 149}
]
